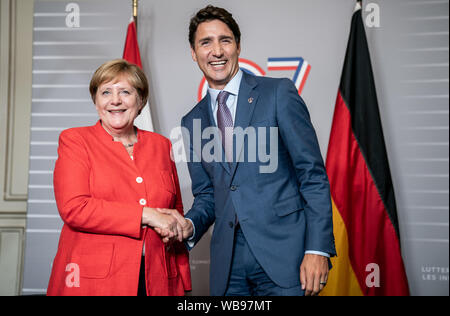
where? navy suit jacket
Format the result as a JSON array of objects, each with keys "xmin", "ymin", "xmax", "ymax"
[{"xmin": 181, "ymin": 71, "xmax": 336, "ymax": 295}]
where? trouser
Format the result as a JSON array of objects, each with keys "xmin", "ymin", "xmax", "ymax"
[
  {"xmin": 224, "ymin": 225, "xmax": 303, "ymax": 296},
  {"xmin": 137, "ymin": 256, "xmax": 147, "ymax": 296}
]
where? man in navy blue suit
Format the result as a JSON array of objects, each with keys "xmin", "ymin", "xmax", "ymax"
[{"xmin": 161, "ymin": 5, "xmax": 336, "ymax": 296}]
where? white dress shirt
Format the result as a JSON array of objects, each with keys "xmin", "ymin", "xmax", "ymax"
[{"xmin": 208, "ymin": 69, "xmax": 242, "ymax": 126}]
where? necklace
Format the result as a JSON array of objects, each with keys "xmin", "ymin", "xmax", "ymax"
[{"xmin": 124, "ymin": 143, "xmax": 134, "ymax": 148}]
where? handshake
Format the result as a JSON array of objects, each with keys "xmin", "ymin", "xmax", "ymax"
[{"xmin": 141, "ymin": 207, "xmax": 194, "ymax": 243}]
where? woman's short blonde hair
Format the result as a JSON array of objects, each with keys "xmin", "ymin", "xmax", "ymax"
[{"xmin": 89, "ymin": 59, "xmax": 149, "ymax": 107}]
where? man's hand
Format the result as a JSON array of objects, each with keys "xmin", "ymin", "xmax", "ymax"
[
  {"xmin": 300, "ymin": 253, "xmax": 329, "ymax": 296},
  {"xmin": 142, "ymin": 207, "xmax": 182, "ymax": 243},
  {"xmin": 154, "ymin": 208, "xmax": 194, "ymax": 243}
]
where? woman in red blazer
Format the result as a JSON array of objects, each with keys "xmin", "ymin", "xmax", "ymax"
[{"xmin": 47, "ymin": 59, "xmax": 191, "ymax": 296}]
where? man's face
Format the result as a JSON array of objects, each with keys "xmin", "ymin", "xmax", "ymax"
[{"xmin": 191, "ymin": 19, "xmax": 241, "ymax": 90}]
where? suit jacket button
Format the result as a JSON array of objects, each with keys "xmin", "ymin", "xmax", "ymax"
[
  {"xmin": 229, "ymin": 222, "xmax": 234, "ymax": 228},
  {"xmin": 230, "ymin": 185, "xmax": 237, "ymax": 191}
]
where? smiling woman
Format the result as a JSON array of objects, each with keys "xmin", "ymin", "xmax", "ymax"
[
  {"xmin": 89, "ymin": 59, "xmax": 149, "ymax": 147},
  {"xmin": 46, "ymin": 59, "xmax": 192, "ymax": 296}
]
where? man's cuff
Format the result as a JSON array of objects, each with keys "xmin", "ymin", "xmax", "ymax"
[
  {"xmin": 305, "ymin": 250, "xmax": 330, "ymax": 258},
  {"xmin": 185, "ymin": 218, "xmax": 196, "ymax": 248}
]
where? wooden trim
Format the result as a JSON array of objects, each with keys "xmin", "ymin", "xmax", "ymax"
[
  {"xmin": 0, "ymin": 220, "xmax": 25, "ymax": 295},
  {"xmin": 2, "ymin": 0, "xmax": 33, "ymax": 201}
]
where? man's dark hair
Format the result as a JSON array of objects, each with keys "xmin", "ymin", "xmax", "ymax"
[{"xmin": 189, "ymin": 5, "xmax": 241, "ymax": 48}]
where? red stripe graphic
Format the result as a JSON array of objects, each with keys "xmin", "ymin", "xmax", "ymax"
[
  {"xmin": 267, "ymin": 66, "xmax": 298, "ymax": 71},
  {"xmin": 298, "ymin": 64, "xmax": 311, "ymax": 95},
  {"xmin": 239, "ymin": 58, "xmax": 266, "ymax": 76},
  {"xmin": 197, "ymin": 77, "xmax": 207, "ymax": 102}
]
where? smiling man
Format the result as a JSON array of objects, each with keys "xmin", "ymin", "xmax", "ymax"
[
  {"xmin": 162, "ymin": 5, "xmax": 336, "ymax": 296},
  {"xmin": 189, "ymin": 18, "xmax": 241, "ymax": 90}
]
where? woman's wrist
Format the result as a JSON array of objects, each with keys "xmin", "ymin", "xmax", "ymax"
[{"xmin": 142, "ymin": 207, "xmax": 156, "ymax": 226}]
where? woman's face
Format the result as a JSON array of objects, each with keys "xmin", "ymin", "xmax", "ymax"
[{"xmin": 94, "ymin": 74, "xmax": 143, "ymax": 135}]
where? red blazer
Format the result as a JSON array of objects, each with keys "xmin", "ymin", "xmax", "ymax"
[{"xmin": 47, "ymin": 121, "xmax": 191, "ymax": 296}]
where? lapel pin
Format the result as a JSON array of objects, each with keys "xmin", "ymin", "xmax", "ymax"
[{"xmin": 248, "ymin": 97, "xmax": 254, "ymax": 104}]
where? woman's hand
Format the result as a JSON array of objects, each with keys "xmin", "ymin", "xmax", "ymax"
[
  {"xmin": 154, "ymin": 208, "xmax": 194, "ymax": 244},
  {"xmin": 142, "ymin": 207, "xmax": 183, "ymax": 242}
]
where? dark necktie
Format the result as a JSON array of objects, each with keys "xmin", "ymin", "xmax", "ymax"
[
  {"xmin": 217, "ymin": 91, "xmax": 239, "ymax": 225},
  {"xmin": 216, "ymin": 91, "xmax": 233, "ymax": 162}
]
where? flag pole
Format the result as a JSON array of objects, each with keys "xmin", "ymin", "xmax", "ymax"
[{"xmin": 133, "ymin": 0, "xmax": 138, "ymax": 32}]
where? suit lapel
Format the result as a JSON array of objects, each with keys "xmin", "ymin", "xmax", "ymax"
[
  {"xmin": 198, "ymin": 94, "xmax": 215, "ymax": 130},
  {"xmin": 230, "ymin": 72, "xmax": 259, "ymax": 177}
]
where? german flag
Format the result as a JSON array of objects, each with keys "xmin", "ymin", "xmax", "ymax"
[{"xmin": 321, "ymin": 1, "xmax": 410, "ymax": 296}]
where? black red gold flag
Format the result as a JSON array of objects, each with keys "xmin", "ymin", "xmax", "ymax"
[{"xmin": 321, "ymin": 1, "xmax": 410, "ymax": 296}]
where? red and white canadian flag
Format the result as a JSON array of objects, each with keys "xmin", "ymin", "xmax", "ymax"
[{"xmin": 123, "ymin": 18, "xmax": 154, "ymax": 132}]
